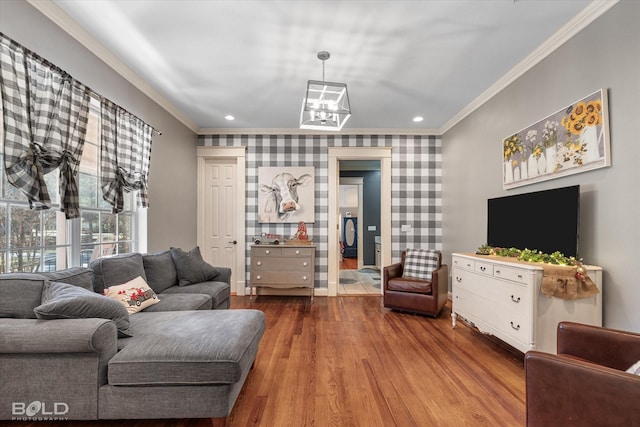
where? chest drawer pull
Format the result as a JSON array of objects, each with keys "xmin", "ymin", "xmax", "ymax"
[
  {"xmin": 302, "ymin": 276, "xmax": 308, "ymax": 280},
  {"xmin": 303, "ymin": 262, "xmax": 308, "ymax": 266},
  {"xmin": 296, "ymin": 250, "xmax": 300, "ymax": 255},
  {"xmin": 257, "ymin": 261, "xmax": 262, "ymax": 266},
  {"xmin": 480, "ymin": 266, "xmax": 487, "ymax": 272},
  {"xmin": 265, "ymin": 250, "xmax": 270, "ymax": 255},
  {"xmin": 466, "ymin": 263, "xmax": 472, "ymax": 268},
  {"xmin": 511, "ymin": 295, "xmax": 521, "ymax": 303},
  {"xmin": 510, "ymin": 321, "xmax": 520, "ymax": 331},
  {"xmin": 456, "ymin": 276, "xmax": 462, "ymax": 283},
  {"xmin": 256, "ymin": 275, "xmax": 261, "ymax": 280}
]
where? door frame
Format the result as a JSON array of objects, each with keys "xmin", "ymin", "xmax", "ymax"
[
  {"xmin": 328, "ymin": 147, "xmax": 392, "ymax": 296},
  {"xmin": 196, "ymin": 146, "xmax": 247, "ymax": 295}
]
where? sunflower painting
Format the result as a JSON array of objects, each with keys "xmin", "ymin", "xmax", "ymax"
[{"xmin": 502, "ymin": 89, "xmax": 611, "ymax": 190}]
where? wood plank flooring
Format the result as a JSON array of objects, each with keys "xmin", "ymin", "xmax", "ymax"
[{"xmin": 8, "ymin": 296, "xmax": 526, "ymax": 427}]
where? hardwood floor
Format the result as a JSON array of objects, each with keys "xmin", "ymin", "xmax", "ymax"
[
  {"xmin": 339, "ymin": 257, "xmax": 358, "ymax": 270},
  {"xmin": 9, "ymin": 296, "xmax": 526, "ymax": 427}
]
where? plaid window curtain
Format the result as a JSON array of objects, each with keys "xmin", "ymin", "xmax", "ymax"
[
  {"xmin": 100, "ymin": 98, "xmax": 152, "ymax": 214},
  {"xmin": 0, "ymin": 34, "xmax": 90, "ymax": 219}
]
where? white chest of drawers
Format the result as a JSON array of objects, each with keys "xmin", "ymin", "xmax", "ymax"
[
  {"xmin": 451, "ymin": 253, "xmax": 602, "ymax": 354},
  {"xmin": 250, "ymin": 245, "xmax": 315, "ymax": 301}
]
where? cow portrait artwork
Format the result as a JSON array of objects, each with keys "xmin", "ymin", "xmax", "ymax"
[{"xmin": 258, "ymin": 167, "xmax": 315, "ymax": 223}]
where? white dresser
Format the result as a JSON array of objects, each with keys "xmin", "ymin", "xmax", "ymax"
[
  {"xmin": 451, "ymin": 252, "xmax": 602, "ymax": 354},
  {"xmin": 250, "ymin": 244, "xmax": 315, "ymax": 301}
]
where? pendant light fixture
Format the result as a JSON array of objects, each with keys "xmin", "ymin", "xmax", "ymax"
[{"xmin": 299, "ymin": 51, "xmax": 351, "ymax": 131}]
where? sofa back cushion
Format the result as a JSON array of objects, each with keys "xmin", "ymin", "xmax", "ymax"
[
  {"xmin": 39, "ymin": 267, "xmax": 94, "ymax": 291},
  {"xmin": 0, "ymin": 274, "xmax": 47, "ymax": 319},
  {"xmin": 142, "ymin": 250, "xmax": 177, "ymax": 293},
  {"xmin": 89, "ymin": 253, "xmax": 147, "ymax": 294}
]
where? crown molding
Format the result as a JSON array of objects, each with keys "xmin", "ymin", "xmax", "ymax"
[
  {"xmin": 26, "ymin": 0, "xmax": 199, "ymax": 133},
  {"xmin": 197, "ymin": 127, "xmax": 441, "ymax": 136},
  {"xmin": 439, "ymin": 0, "xmax": 620, "ymax": 135}
]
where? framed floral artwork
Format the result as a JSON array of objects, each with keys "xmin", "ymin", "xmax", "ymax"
[{"xmin": 502, "ymin": 89, "xmax": 611, "ymax": 189}]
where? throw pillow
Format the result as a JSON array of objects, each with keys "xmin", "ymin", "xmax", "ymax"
[
  {"xmin": 103, "ymin": 276, "xmax": 160, "ymax": 314},
  {"xmin": 402, "ymin": 249, "xmax": 440, "ymax": 280},
  {"xmin": 34, "ymin": 281, "xmax": 133, "ymax": 338},
  {"xmin": 142, "ymin": 250, "xmax": 178, "ymax": 293},
  {"xmin": 0, "ymin": 274, "xmax": 47, "ymax": 319},
  {"xmin": 626, "ymin": 360, "xmax": 640, "ymax": 375},
  {"xmin": 89, "ymin": 252, "xmax": 147, "ymax": 294},
  {"xmin": 170, "ymin": 246, "xmax": 221, "ymax": 286},
  {"xmin": 39, "ymin": 267, "xmax": 94, "ymax": 291}
]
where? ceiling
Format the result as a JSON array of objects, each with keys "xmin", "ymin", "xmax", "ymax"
[{"xmin": 44, "ymin": 0, "xmax": 603, "ymax": 134}]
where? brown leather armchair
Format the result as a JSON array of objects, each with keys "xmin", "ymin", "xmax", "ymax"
[
  {"xmin": 383, "ymin": 250, "xmax": 448, "ymax": 317},
  {"xmin": 525, "ymin": 321, "xmax": 640, "ymax": 427}
]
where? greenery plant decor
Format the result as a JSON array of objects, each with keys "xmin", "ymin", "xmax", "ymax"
[{"xmin": 476, "ymin": 245, "xmax": 579, "ymax": 266}]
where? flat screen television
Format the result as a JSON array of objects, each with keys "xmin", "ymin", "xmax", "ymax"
[{"xmin": 487, "ymin": 185, "xmax": 580, "ymax": 257}]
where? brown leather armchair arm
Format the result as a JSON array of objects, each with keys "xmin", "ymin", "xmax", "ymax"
[
  {"xmin": 383, "ymin": 262, "xmax": 402, "ymax": 291},
  {"xmin": 557, "ymin": 321, "xmax": 640, "ymax": 370},
  {"xmin": 431, "ymin": 264, "xmax": 449, "ymax": 309},
  {"xmin": 525, "ymin": 351, "xmax": 640, "ymax": 426},
  {"xmin": 525, "ymin": 322, "xmax": 640, "ymax": 427}
]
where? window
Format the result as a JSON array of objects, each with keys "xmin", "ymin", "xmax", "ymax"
[{"xmin": 0, "ymin": 96, "xmax": 140, "ymax": 272}]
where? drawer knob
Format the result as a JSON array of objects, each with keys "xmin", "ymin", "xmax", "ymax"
[
  {"xmin": 517, "ymin": 274, "xmax": 523, "ymax": 279},
  {"xmin": 256, "ymin": 275, "xmax": 261, "ymax": 280},
  {"xmin": 466, "ymin": 263, "xmax": 471, "ymax": 268},
  {"xmin": 303, "ymin": 262, "xmax": 308, "ymax": 266},
  {"xmin": 480, "ymin": 266, "xmax": 486, "ymax": 271},
  {"xmin": 257, "ymin": 261, "xmax": 262, "ymax": 266},
  {"xmin": 511, "ymin": 295, "xmax": 521, "ymax": 303},
  {"xmin": 456, "ymin": 276, "xmax": 462, "ymax": 283},
  {"xmin": 303, "ymin": 276, "xmax": 308, "ymax": 280},
  {"xmin": 265, "ymin": 250, "xmax": 270, "ymax": 255},
  {"xmin": 510, "ymin": 321, "xmax": 520, "ymax": 331},
  {"xmin": 296, "ymin": 250, "xmax": 300, "ymax": 255},
  {"xmin": 495, "ymin": 269, "xmax": 501, "ymax": 274}
]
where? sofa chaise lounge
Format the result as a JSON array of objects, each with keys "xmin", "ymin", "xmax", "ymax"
[{"xmin": 0, "ymin": 248, "xmax": 265, "ymax": 426}]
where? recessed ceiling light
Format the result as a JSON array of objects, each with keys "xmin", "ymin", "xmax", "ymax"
[
  {"xmin": 413, "ymin": 116, "xmax": 424, "ymax": 123},
  {"xmin": 224, "ymin": 115, "xmax": 235, "ymax": 121}
]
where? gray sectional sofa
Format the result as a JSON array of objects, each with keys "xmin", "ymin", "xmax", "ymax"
[{"xmin": 0, "ymin": 248, "xmax": 265, "ymax": 425}]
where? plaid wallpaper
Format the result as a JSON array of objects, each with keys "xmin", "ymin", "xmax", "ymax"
[{"xmin": 198, "ymin": 134, "xmax": 442, "ymax": 288}]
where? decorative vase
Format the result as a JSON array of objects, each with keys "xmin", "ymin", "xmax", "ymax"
[
  {"xmin": 504, "ymin": 160, "xmax": 513, "ymax": 183},
  {"xmin": 580, "ymin": 126, "xmax": 599, "ymax": 164},
  {"xmin": 537, "ymin": 152, "xmax": 547, "ymax": 175},
  {"xmin": 527, "ymin": 154, "xmax": 538, "ymax": 178},
  {"xmin": 545, "ymin": 145, "xmax": 557, "ymax": 174},
  {"xmin": 520, "ymin": 159, "xmax": 528, "ymax": 180}
]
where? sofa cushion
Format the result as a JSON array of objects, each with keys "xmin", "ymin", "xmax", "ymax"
[
  {"xmin": 140, "ymin": 293, "xmax": 212, "ymax": 312},
  {"xmin": 161, "ymin": 281, "xmax": 230, "ymax": 309},
  {"xmin": 142, "ymin": 250, "xmax": 178, "ymax": 293},
  {"xmin": 0, "ymin": 274, "xmax": 47, "ymax": 319},
  {"xmin": 103, "ymin": 276, "xmax": 160, "ymax": 314},
  {"xmin": 402, "ymin": 249, "xmax": 440, "ymax": 280},
  {"xmin": 108, "ymin": 310, "xmax": 266, "ymax": 386},
  {"xmin": 90, "ymin": 252, "xmax": 147, "ymax": 294},
  {"xmin": 34, "ymin": 281, "xmax": 133, "ymax": 337},
  {"xmin": 39, "ymin": 267, "xmax": 94, "ymax": 290},
  {"xmin": 170, "ymin": 246, "xmax": 222, "ymax": 286},
  {"xmin": 387, "ymin": 277, "xmax": 433, "ymax": 295}
]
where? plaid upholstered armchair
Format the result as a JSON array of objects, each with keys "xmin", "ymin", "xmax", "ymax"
[{"xmin": 383, "ymin": 249, "xmax": 449, "ymax": 317}]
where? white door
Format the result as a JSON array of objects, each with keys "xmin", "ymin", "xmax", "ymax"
[{"xmin": 203, "ymin": 159, "xmax": 238, "ymax": 290}]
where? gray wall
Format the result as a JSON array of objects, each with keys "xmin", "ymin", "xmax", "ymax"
[
  {"xmin": 1, "ymin": 1, "xmax": 198, "ymax": 252},
  {"xmin": 443, "ymin": 0, "xmax": 639, "ymax": 331}
]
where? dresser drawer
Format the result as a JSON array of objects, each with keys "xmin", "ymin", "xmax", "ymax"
[
  {"xmin": 493, "ymin": 265, "xmax": 529, "ymax": 284},
  {"xmin": 474, "ymin": 260, "xmax": 493, "ymax": 276},
  {"xmin": 281, "ymin": 247, "xmax": 314, "ymax": 257},
  {"xmin": 452, "ymin": 256, "xmax": 475, "ymax": 271},
  {"xmin": 252, "ymin": 271, "xmax": 313, "ymax": 286},
  {"xmin": 253, "ymin": 256, "xmax": 313, "ymax": 272},
  {"xmin": 252, "ymin": 246, "xmax": 282, "ymax": 257}
]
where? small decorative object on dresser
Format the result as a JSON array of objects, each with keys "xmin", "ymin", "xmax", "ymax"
[
  {"xmin": 250, "ymin": 244, "xmax": 315, "ymax": 301},
  {"xmin": 451, "ymin": 252, "xmax": 603, "ymax": 354}
]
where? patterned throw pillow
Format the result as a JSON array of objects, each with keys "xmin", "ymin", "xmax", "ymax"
[
  {"xmin": 103, "ymin": 276, "xmax": 159, "ymax": 314},
  {"xmin": 402, "ymin": 249, "xmax": 440, "ymax": 280}
]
